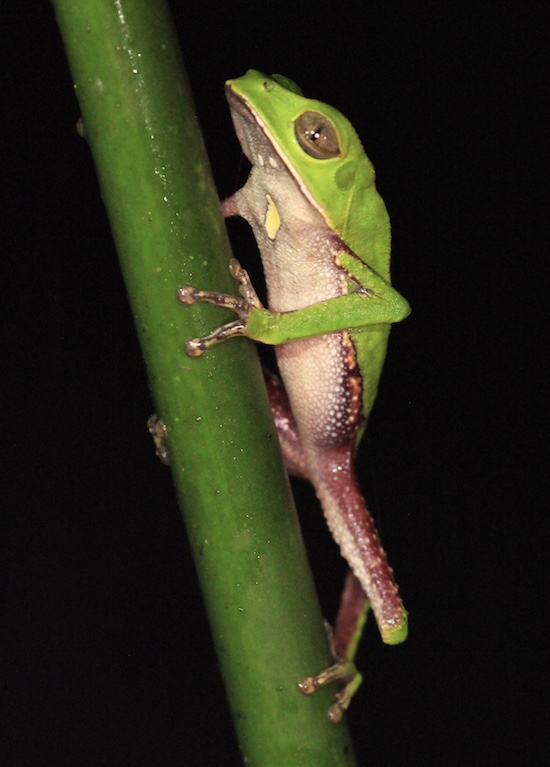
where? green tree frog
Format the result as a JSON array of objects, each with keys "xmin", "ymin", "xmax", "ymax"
[{"xmin": 179, "ymin": 70, "xmax": 410, "ymax": 722}]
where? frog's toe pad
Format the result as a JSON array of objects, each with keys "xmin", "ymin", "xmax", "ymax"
[{"xmin": 298, "ymin": 661, "xmax": 362, "ymax": 724}]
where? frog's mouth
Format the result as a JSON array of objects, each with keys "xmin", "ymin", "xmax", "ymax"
[
  {"xmin": 224, "ymin": 85, "xmax": 258, "ymax": 162},
  {"xmin": 224, "ymin": 83, "xmax": 250, "ymax": 118}
]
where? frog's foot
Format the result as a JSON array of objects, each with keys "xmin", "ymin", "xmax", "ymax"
[
  {"xmin": 227, "ymin": 258, "xmax": 264, "ymax": 309},
  {"xmin": 298, "ymin": 658, "xmax": 362, "ymax": 724},
  {"xmin": 147, "ymin": 414, "xmax": 169, "ymax": 465},
  {"xmin": 178, "ymin": 259, "xmax": 264, "ymax": 357},
  {"xmin": 298, "ymin": 574, "xmax": 368, "ymax": 722}
]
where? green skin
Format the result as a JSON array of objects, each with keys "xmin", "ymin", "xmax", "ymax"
[{"xmin": 179, "ymin": 71, "xmax": 410, "ymax": 722}]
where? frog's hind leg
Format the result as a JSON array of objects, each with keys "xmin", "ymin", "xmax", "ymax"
[{"xmin": 263, "ymin": 371, "xmax": 310, "ymax": 479}]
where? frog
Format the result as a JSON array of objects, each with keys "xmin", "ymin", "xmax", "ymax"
[{"xmin": 178, "ymin": 70, "xmax": 410, "ymax": 721}]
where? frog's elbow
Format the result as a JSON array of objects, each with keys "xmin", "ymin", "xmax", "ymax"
[{"xmin": 393, "ymin": 296, "xmax": 411, "ymax": 323}]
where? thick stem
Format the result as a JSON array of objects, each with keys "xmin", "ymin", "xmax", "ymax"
[{"xmin": 52, "ymin": 0, "xmax": 359, "ymax": 763}]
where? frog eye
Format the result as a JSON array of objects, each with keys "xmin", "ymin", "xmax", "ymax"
[{"xmin": 295, "ymin": 111, "xmax": 342, "ymax": 159}]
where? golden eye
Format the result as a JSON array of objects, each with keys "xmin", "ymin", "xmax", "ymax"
[{"xmin": 295, "ymin": 111, "xmax": 342, "ymax": 159}]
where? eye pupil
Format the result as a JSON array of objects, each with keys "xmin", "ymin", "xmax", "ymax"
[{"xmin": 295, "ymin": 111, "xmax": 342, "ymax": 159}]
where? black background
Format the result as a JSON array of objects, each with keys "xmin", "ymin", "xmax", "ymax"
[{"xmin": 3, "ymin": 1, "xmax": 546, "ymax": 764}]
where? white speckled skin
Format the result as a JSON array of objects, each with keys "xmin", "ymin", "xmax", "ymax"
[
  {"xmin": 225, "ymin": 96, "xmax": 357, "ymax": 448},
  {"xmin": 222, "ymin": 89, "xmax": 405, "ymax": 643}
]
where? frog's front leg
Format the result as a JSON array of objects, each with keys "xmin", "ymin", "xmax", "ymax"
[{"xmin": 178, "ymin": 258, "xmax": 263, "ymax": 357}]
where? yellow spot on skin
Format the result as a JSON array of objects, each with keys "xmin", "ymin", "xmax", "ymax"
[{"xmin": 264, "ymin": 194, "xmax": 281, "ymax": 240}]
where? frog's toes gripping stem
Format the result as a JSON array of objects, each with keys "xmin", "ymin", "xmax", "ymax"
[
  {"xmin": 183, "ymin": 318, "xmax": 248, "ymax": 358},
  {"xmin": 298, "ymin": 660, "xmax": 363, "ymax": 724},
  {"xmin": 296, "ymin": 572, "xmax": 372, "ymax": 722},
  {"xmin": 177, "ymin": 285, "xmax": 246, "ymax": 312},
  {"xmin": 178, "ymin": 259, "xmax": 264, "ymax": 357},
  {"xmin": 228, "ymin": 257, "xmax": 264, "ymax": 309},
  {"xmin": 147, "ymin": 414, "xmax": 169, "ymax": 465}
]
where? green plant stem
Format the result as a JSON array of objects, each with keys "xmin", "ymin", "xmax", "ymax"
[{"xmin": 53, "ymin": 1, "xmax": 359, "ymax": 763}]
